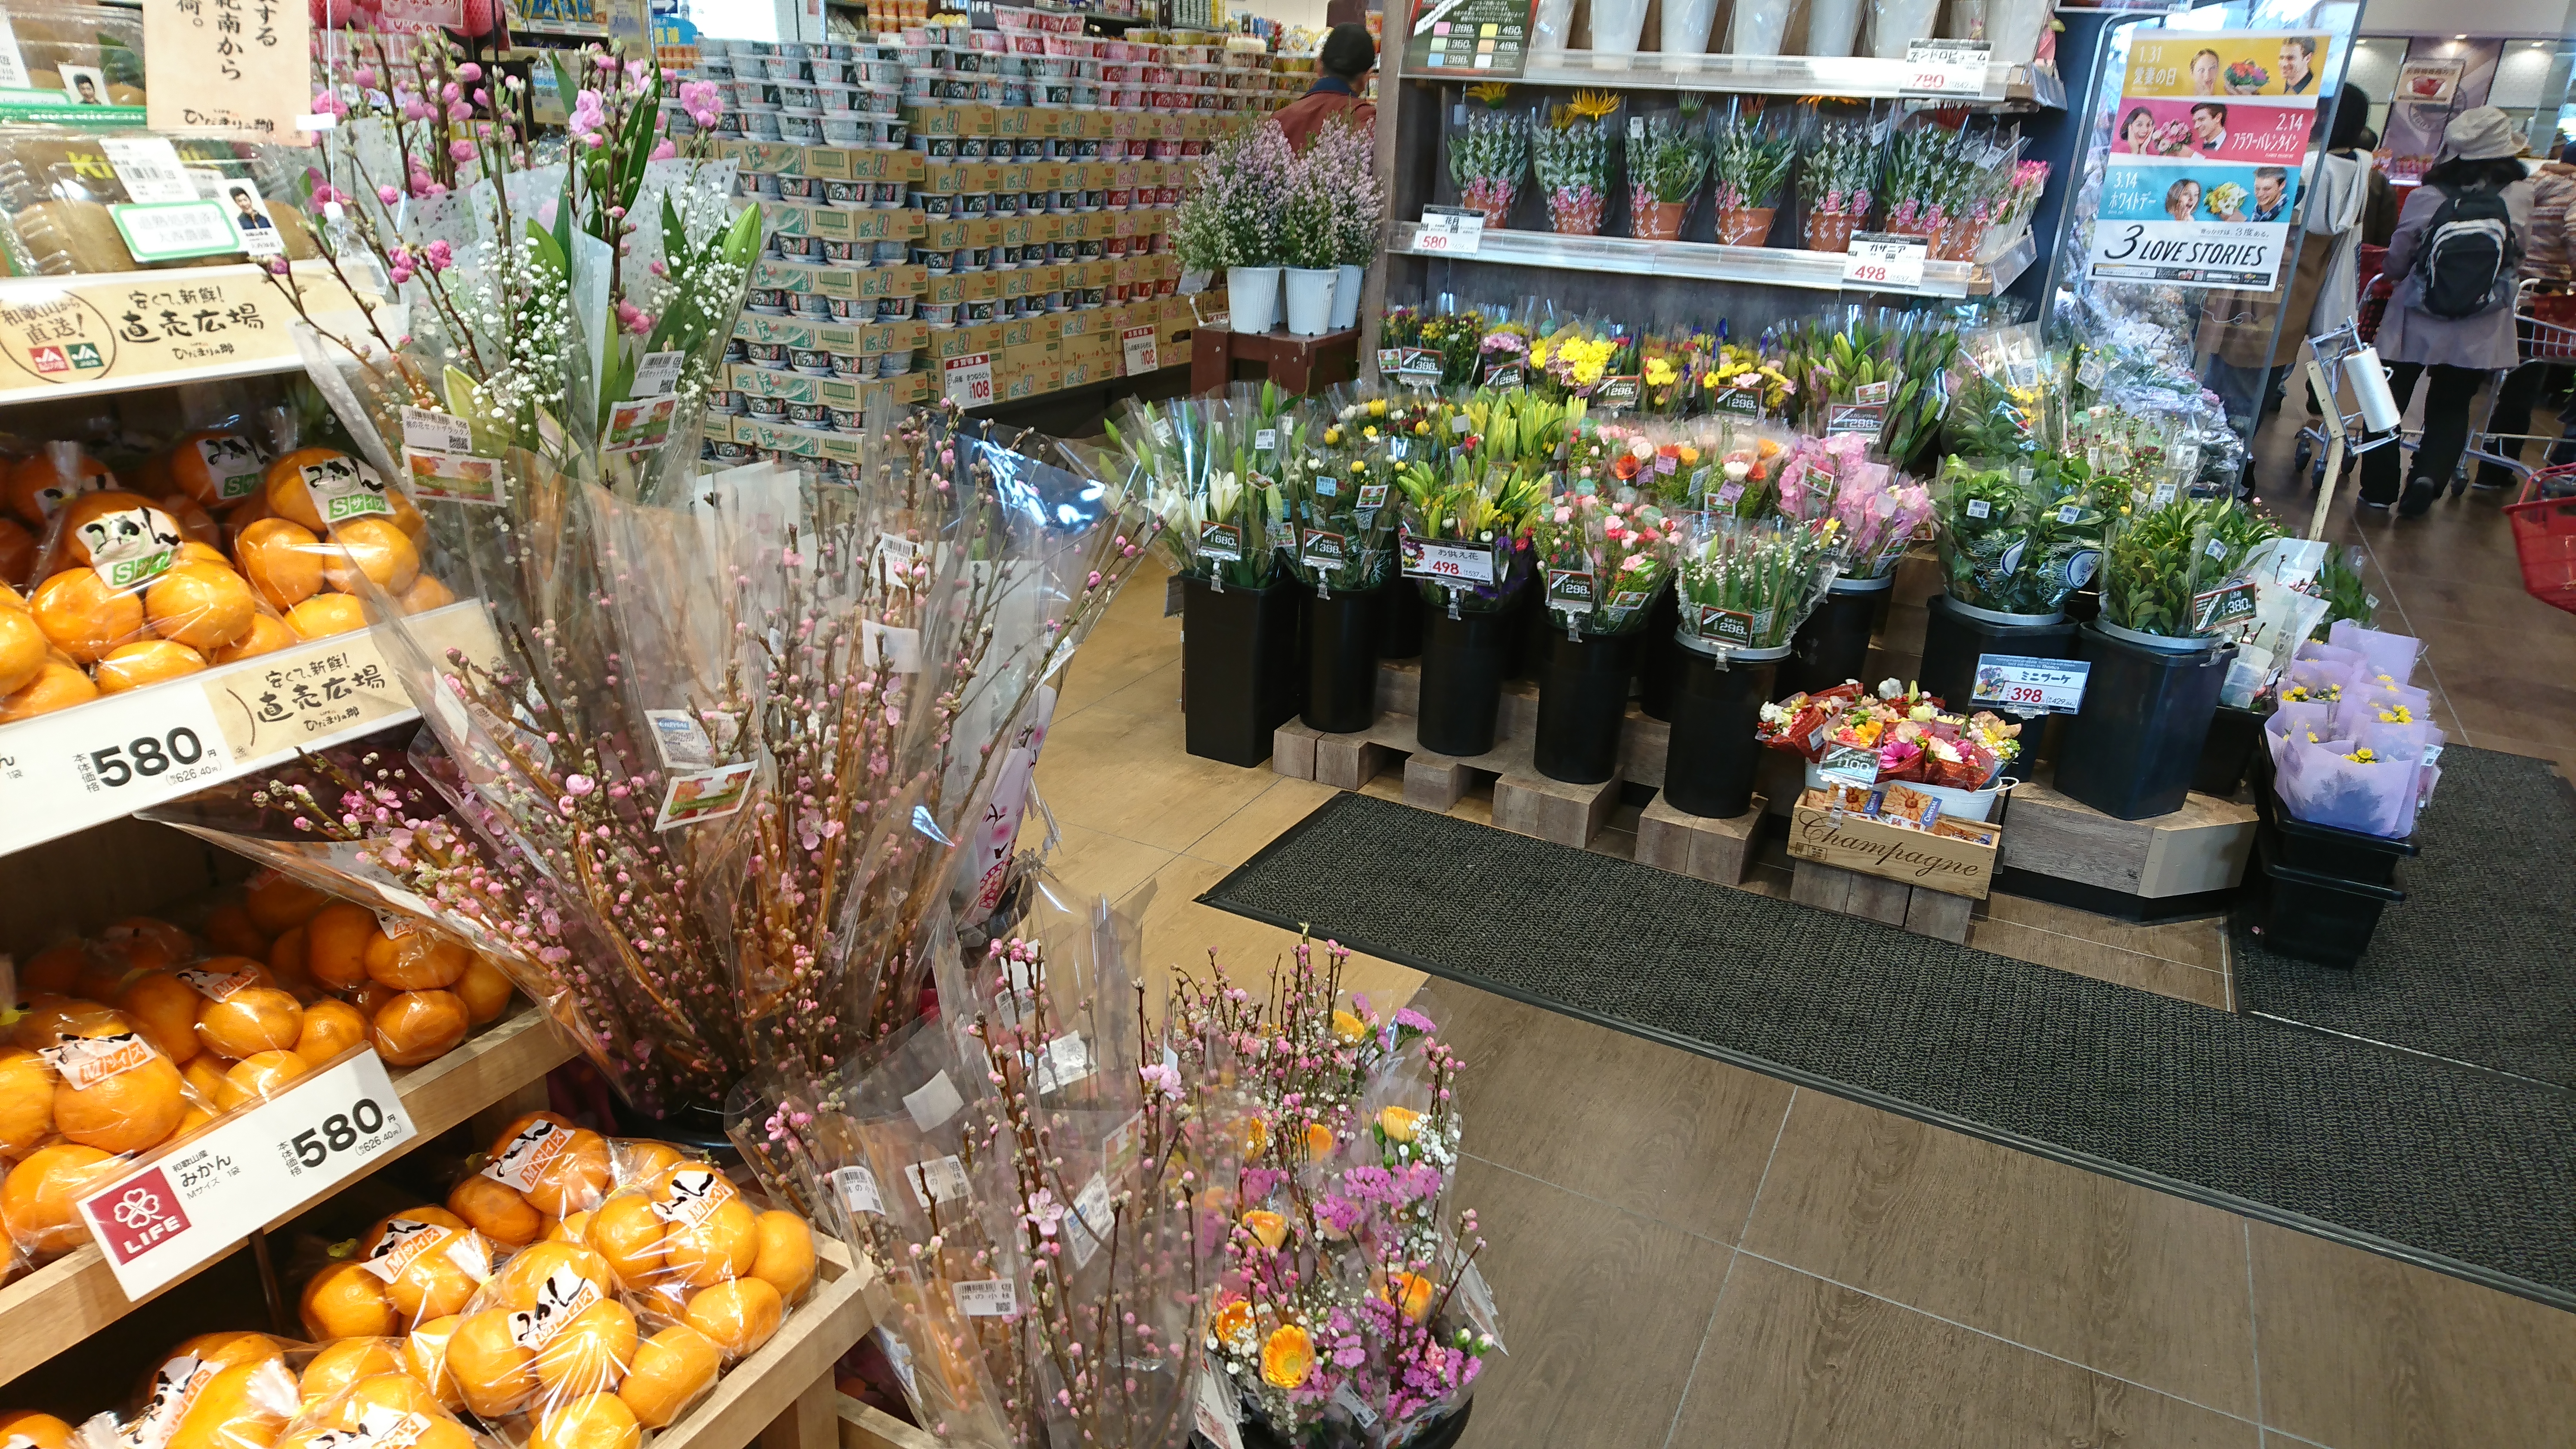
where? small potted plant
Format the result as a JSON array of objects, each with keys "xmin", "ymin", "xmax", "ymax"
[
  {"xmin": 1448, "ymin": 87, "xmax": 1528, "ymax": 228},
  {"xmin": 1628, "ymin": 109, "xmax": 1710, "ymax": 242},
  {"xmin": 1708, "ymin": 104, "xmax": 1796, "ymax": 246},
  {"xmin": 1799, "ymin": 113, "xmax": 1876, "ymax": 253},
  {"xmin": 1532, "ymin": 96, "xmax": 1618, "ymax": 237}
]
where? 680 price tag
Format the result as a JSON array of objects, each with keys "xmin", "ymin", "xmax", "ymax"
[
  {"xmin": 1970, "ymin": 653, "xmax": 2092, "ymax": 714},
  {"xmin": 80, "ymin": 1049, "xmax": 415, "ymax": 1298}
]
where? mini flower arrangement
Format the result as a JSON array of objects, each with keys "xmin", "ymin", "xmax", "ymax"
[
  {"xmin": 1758, "ymin": 679, "xmax": 2023, "ymax": 789},
  {"xmin": 1174, "ymin": 942, "xmax": 1500, "ymax": 1446},
  {"xmin": 1532, "ymin": 102, "xmax": 1616, "ymax": 236},
  {"xmin": 1283, "ymin": 392, "xmax": 1399, "ymax": 599},
  {"xmin": 1536, "ymin": 491, "xmax": 1680, "ymax": 636},
  {"xmin": 1708, "ymin": 104, "xmax": 1797, "ymax": 246},
  {"xmin": 1448, "ymin": 104, "xmax": 1532, "ymax": 228},
  {"xmin": 1800, "ymin": 114, "xmax": 1878, "ymax": 251},
  {"xmin": 1673, "ymin": 513, "xmax": 1837, "ymax": 654},
  {"xmin": 1477, "ymin": 322, "xmax": 1534, "ymax": 387},
  {"xmin": 2099, "ymin": 495, "xmax": 2282, "ymax": 640},
  {"xmin": 2224, "ymin": 58, "xmax": 2271, "ymax": 90},
  {"xmin": 1701, "ymin": 418, "xmax": 1788, "ymax": 517},
  {"xmin": 1629, "ymin": 111, "xmax": 1712, "ymax": 242},
  {"xmin": 1640, "ymin": 331, "xmax": 1715, "ymax": 415}
]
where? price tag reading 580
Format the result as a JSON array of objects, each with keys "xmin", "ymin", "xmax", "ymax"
[
  {"xmin": 0, "ymin": 678, "xmax": 236, "ymax": 853},
  {"xmin": 80, "ymin": 1049, "xmax": 415, "ymax": 1298}
]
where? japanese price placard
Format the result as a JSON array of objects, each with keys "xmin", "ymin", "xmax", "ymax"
[
  {"xmin": 1970, "ymin": 653, "xmax": 2092, "ymax": 714},
  {"xmin": 1398, "ymin": 535, "xmax": 1495, "ymax": 584},
  {"xmin": 144, "ymin": 0, "xmax": 316, "ymax": 140},
  {"xmin": 1841, "ymin": 233, "xmax": 1929, "ymax": 291},
  {"xmin": 1412, "ymin": 207, "xmax": 1485, "ymax": 255},
  {"xmin": 944, "ymin": 352, "xmax": 994, "ymax": 407},
  {"xmin": 0, "ymin": 265, "xmax": 357, "ymax": 402},
  {"xmin": 1901, "ymin": 39, "xmax": 1991, "ymax": 96},
  {"xmin": 80, "ymin": 1049, "xmax": 415, "ymax": 1298}
]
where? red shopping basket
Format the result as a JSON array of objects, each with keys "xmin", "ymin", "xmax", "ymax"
[{"xmin": 2507, "ymin": 464, "xmax": 2576, "ymax": 613}]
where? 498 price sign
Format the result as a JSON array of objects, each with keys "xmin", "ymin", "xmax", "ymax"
[{"xmin": 81, "ymin": 1049, "xmax": 415, "ymax": 1297}]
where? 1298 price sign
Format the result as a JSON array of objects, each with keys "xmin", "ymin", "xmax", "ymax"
[{"xmin": 288, "ymin": 1096, "xmax": 391, "ymax": 1168}]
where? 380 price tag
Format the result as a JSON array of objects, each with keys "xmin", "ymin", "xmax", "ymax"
[
  {"xmin": 0, "ymin": 681, "xmax": 235, "ymax": 853},
  {"xmin": 81, "ymin": 1049, "xmax": 415, "ymax": 1298},
  {"xmin": 1970, "ymin": 653, "xmax": 2092, "ymax": 715}
]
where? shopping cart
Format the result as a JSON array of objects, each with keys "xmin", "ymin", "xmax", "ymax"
[
  {"xmin": 2457, "ymin": 284, "xmax": 2576, "ymax": 494},
  {"xmin": 2295, "ymin": 247, "xmax": 2392, "ymax": 488},
  {"xmin": 2291, "ymin": 319, "xmax": 2406, "ymax": 538},
  {"xmin": 2505, "ymin": 461, "xmax": 2576, "ymax": 613}
]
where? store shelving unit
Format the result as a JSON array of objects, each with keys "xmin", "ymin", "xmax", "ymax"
[
  {"xmin": 1511, "ymin": 50, "xmax": 2066, "ymax": 108},
  {"xmin": 1381, "ymin": 221, "xmax": 2038, "ymax": 300}
]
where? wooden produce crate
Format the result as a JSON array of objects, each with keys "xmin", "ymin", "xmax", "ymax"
[{"xmin": 1784, "ymin": 787, "xmax": 2004, "ymax": 944}]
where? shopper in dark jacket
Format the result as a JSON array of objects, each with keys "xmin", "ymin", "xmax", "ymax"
[
  {"xmin": 1273, "ymin": 25, "xmax": 1376, "ymax": 153},
  {"xmin": 2363, "ymin": 107, "xmax": 2534, "ymax": 517}
]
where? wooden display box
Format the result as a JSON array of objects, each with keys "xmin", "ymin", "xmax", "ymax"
[{"xmin": 1785, "ymin": 788, "xmax": 2001, "ymax": 901}]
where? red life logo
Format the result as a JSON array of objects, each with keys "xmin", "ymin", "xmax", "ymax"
[
  {"xmin": 28, "ymin": 346, "xmax": 67, "ymax": 374},
  {"xmin": 87, "ymin": 1167, "xmax": 190, "ymax": 1264}
]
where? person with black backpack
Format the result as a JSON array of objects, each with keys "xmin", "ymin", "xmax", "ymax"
[{"xmin": 2366, "ymin": 107, "xmax": 2536, "ymax": 517}]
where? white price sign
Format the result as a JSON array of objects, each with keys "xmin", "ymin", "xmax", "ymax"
[
  {"xmin": 1842, "ymin": 233, "xmax": 1929, "ymax": 291},
  {"xmin": 1121, "ymin": 325, "xmax": 1158, "ymax": 375},
  {"xmin": 1970, "ymin": 653, "xmax": 2092, "ymax": 715},
  {"xmin": 1399, "ymin": 535, "xmax": 1496, "ymax": 584},
  {"xmin": 80, "ymin": 1050, "xmax": 415, "ymax": 1297},
  {"xmin": 1901, "ymin": 39, "xmax": 1991, "ymax": 96},
  {"xmin": 944, "ymin": 352, "xmax": 994, "ymax": 407},
  {"xmin": 0, "ymin": 683, "xmax": 235, "ymax": 854},
  {"xmin": 1411, "ymin": 207, "xmax": 1485, "ymax": 256}
]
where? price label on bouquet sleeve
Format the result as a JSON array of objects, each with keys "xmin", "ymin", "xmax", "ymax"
[
  {"xmin": 1411, "ymin": 207, "xmax": 1484, "ymax": 255},
  {"xmin": 952, "ymin": 1278, "xmax": 1018, "ymax": 1317},
  {"xmin": 1970, "ymin": 653, "xmax": 2092, "ymax": 714},
  {"xmin": 1819, "ymin": 744, "xmax": 1883, "ymax": 787},
  {"xmin": 1902, "ymin": 38, "xmax": 1992, "ymax": 96},
  {"xmin": 1400, "ymin": 535, "xmax": 1496, "ymax": 584},
  {"xmin": 943, "ymin": 352, "xmax": 994, "ymax": 407},
  {"xmin": 0, "ymin": 682, "xmax": 236, "ymax": 854},
  {"xmin": 80, "ymin": 1050, "xmax": 413, "ymax": 1297},
  {"xmin": 1842, "ymin": 233, "xmax": 1929, "ymax": 291},
  {"xmin": 830, "ymin": 1165, "xmax": 885, "ymax": 1217}
]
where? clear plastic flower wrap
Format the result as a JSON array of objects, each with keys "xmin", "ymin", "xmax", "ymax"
[
  {"xmin": 1672, "ymin": 512, "xmax": 1837, "ymax": 656},
  {"xmin": 1279, "ymin": 385, "xmax": 1397, "ymax": 598},
  {"xmin": 1930, "ymin": 454, "xmax": 2105, "ymax": 618},
  {"xmin": 2097, "ymin": 495, "xmax": 2279, "ymax": 642},
  {"xmin": 1533, "ymin": 490, "xmax": 1678, "ymax": 639},
  {"xmin": 1107, "ymin": 395, "xmax": 1285, "ymax": 590},
  {"xmin": 1393, "ymin": 453, "xmax": 1542, "ymax": 617}
]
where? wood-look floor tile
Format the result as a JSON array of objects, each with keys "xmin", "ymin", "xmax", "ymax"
[
  {"xmin": 1032, "ymin": 686, "xmax": 1278, "ymax": 851},
  {"xmin": 2249, "ymin": 1221, "xmax": 2576, "ymax": 1449},
  {"xmin": 1740, "ymin": 1091, "xmax": 2261, "ymax": 1419},
  {"xmin": 1013, "ymin": 818, "xmax": 1177, "ymax": 907},
  {"xmin": 1981, "ymin": 894, "xmax": 2229, "ymax": 972},
  {"xmin": 1179, "ymin": 774, "xmax": 1338, "ymax": 866},
  {"xmin": 2462, "ymin": 731, "xmax": 2576, "ymax": 774},
  {"xmin": 1965, "ymin": 918, "xmax": 2233, "ymax": 1010},
  {"xmin": 1438, "ymin": 1156, "xmax": 1734, "ymax": 1449},
  {"xmin": 1412, "ymin": 989, "xmax": 1793, "ymax": 1243}
]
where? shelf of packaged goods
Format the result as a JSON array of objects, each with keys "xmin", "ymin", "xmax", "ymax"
[
  {"xmin": 1464, "ymin": 51, "xmax": 2065, "ymax": 108},
  {"xmin": 1387, "ymin": 221, "xmax": 2036, "ymax": 299},
  {"xmin": 0, "ymin": 1004, "xmax": 576, "ymax": 1388},
  {"xmin": 0, "ymin": 263, "xmax": 365, "ymax": 409},
  {"xmin": 0, "ymin": 598, "xmax": 506, "ymax": 860},
  {"xmin": 658, "ymin": 1239, "xmax": 879, "ymax": 1449}
]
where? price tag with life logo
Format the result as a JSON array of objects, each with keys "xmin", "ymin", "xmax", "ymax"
[
  {"xmin": 1842, "ymin": 232, "xmax": 1929, "ymax": 292},
  {"xmin": 1412, "ymin": 206, "xmax": 1484, "ymax": 256},
  {"xmin": 1971, "ymin": 653, "xmax": 2093, "ymax": 715},
  {"xmin": 78, "ymin": 1048, "xmax": 415, "ymax": 1298}
]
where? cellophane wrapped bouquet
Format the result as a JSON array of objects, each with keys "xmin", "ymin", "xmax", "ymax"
[
  {"xmin": 1448, "ymin": 99, "xmax": 1530, "ymax": 228},
  {"xmin": 1276, "ymin": 384, "xmax": 1397, "ymax": 600},
  {"xmin": 2097, "ymin": 495, "xmax": 2279, "ymax": 642},
  {"xmin": 1931, "ymin": 454, "xmax": 2106, "ymax": 620},
  {"xmin": 1672, "ymin": 512, "xmax": 1836, "ymax": 656},
  {"xmin": 1394, "ymin": 450, "xmax": 1544, "ymax": 619},
  {"xmin": 1758, "ymin": 678, "xmax": 2023, "ymax": 791},
  {"xmin": 1534, "ymin": 488, "xmax": 1679, "ymax": 639},
  {"xmin": 1112, "ymin": 396, "xmax": 1287, "ymax": 591},
  {"xmin": 1531, "ymin": 101, "xmax": 1615, "ymax": 237}
]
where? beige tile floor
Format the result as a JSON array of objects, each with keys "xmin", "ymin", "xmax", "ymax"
[{"xmin": 1030, "ymin": 469, "xmax": 2576, "ymax": 1445}]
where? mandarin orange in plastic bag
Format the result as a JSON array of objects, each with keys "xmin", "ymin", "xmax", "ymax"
[
  {"xmin": 6, "ymin": 449, "xmax": 111, "ymax": 527},
  {"xmin": 452, "ymin": 956, "xmax": 512, "ymax": 1025},
  {"xmin": 531, "ymin": 1298, "xmax": 637, "ymax": 1394},
  {"xmin": 210, "ymin": 612, "xmax": 295, "ymax": 665},
  {"xmin": 302, "ymin": 904, "xmax": 378, "ymax": 993},
  {"xmin": 293, "ymin": 999, "xmax": 369, "ymax": 1066},
  {"xmin": 0, "ymin": 1410, "xmax": 75, "ymax": 1449},
  {"xmin": 96, "ymin": 639, "xmax": 208, "ymax": 694},
  {"xmin": 31, "ymin": 567, "xmax": 144, "ymax": 664},
  {"xmin": 198, "ymin": 986, "xmax": 304, "ymax": 1059},
  {"xmin": 406, "ymin": 1316, "xmax": 467, "ymax": 1411},
  {"xmin": 245, "ymin": 872, "xmax": 329, "ymax": 935},
  {"xmin": 298, "ymin": 1338, "xmax": 402, "ymax": 1408},
  {"xmin": 445, "ymin": 1309, "xmax": 537, "ymax": 1418},
  {"xmin": 300, "ymin": 1259, "xmax": 398, "ymax": 1340},
  {"xmin": 203, "ymin": 903, "xmax": 269, "ymax": 959},
  {"xmin": 166, "ymin": 1358, "xmax": 299, "ymax": 1449},
  {"xmin": 530, "ymin": 1392, "xmax": 640, "ymax": 1449},
  {"xmin": 372, "ymin": 991, "xmax": 468, "ymax": 1067},
  {"xmin": 233, "ymin": 518, "xmax": 324, "ymax": 613},
  {"xmin": 217, "ymin": 1050, "xmax": 313, "ymax": 1111},
  {"xmin": 118, "ymin": 971, "xmax": 206, "ymax": 1065},
  {"xmin": 0, "ymin": 1048, "xmax": 55, "ymax": 1155},
  {"xmin": 448, "ymin": 1173, "xmax": 542, "ymax": 1248},
  {"xmin": 616, "ymin": 1325, "xmax": 718, "ymax": 1430},
  {"xmin": 284, "ymin": 594, "xmax": 367, "ymax": 641},
  {"xmin": 146, "ymin": 561, "xmax": 258, "ymax": 651},
  {"xmin": 0, "ymin": 653, "xmax": 97, "ymax": 720},
  {"xmin": 3, "ymin": 1142, "xmax": 116, "ymax": 1254},
  {"xmin": 653, "ymin": 1164, "xmax": 759, "ymax": 1288},
  {"xmin": 363, "ymin": 931, "xmax": 468, "ymax": 992},
  {"xmin": 52, "ymin": 1035, "xmax": 187, "ymax": 1153},
  {"xmin": 681, "ymin": 1277, "xmax": 781, "ymax": 1360},
  {"xmin": 0, "ymin": 603, "xmax": 43, "ymax": 696},
  {"xmin": 748, "ymin": 1211, "xmax": 816, "ymax": 1305}
]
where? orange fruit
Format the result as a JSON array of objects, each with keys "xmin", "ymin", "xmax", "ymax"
[
  {"xmin": 170, "ymin": 431, "xmax": 268, "ymax": 508},
  {"xmin": 303, "ymin": 903, "xmax": 379, "ymax": 991},
  {"xmin": 14, "ymin": 997, "xmax": 124, "ymax": 1051},
  {"xmin": 615, "ymin": 1140, "xmax": 684, "ymax": 1185},
  {"xmin": 2, "ymin": 1143, "xmax": 116, "ymax": 1255},
  {"xmin": 616, "ymin": 1325, "xmax": 719, "ymax": 1430},
  {"xmin": 378, "ymin": 1226, "xmax": 490, "ymax": 1324},
  {"xmin": 582, "ymin": 1194, "xmax": 666, "ymax": 1291},
  {"xmin": 216, "ymin": 1050, "xmax": 313, "ymax": 1111},
  {"xmin": 167, "ymin": 1359, "xmax": 297, "ymax": 1449},
  {"xmin": 197, "ymin": 986, "xmax": 303, "ymax": 1059},
  {"xmin": 344, "ymin": 981, "xmax": 397, "ymax": 1018},
  {"xmin": 301, "ymin": 1260, "xmax": 399, "ymax": 1340},
  {"xmin": 54, "ymin": 1046, "xmax": 185, "ymax": 1153},
  {"xmin": 30, "ymin": 567, "xmax": 143, "ymax": 664},
  {"xmin": 264, "ymin": 926, "xmax": 313, "ymax": 998},
  {"xmin": 95, "ymin": 639, "xmax": 207, "ymax": 693},
  {"xmin": 285, "ymin": 593, "xmax": 368, "ymax": 640},
  {"xmin": 116, "ymin": 971, "xmax": 203, "ymax": 1065},
  {"xmin": 0, "ymin": 653, "xmax": 96, "ymax": 721},
  {"xmin": 203, "ymin": 903, "xmax": 269, "ymax": 959},
  {"xmin": 399, "ymin": 574, "xmax": 455, "ymax": 615},
  {"xmin": 452, "ymin": 956, "xmax": 511, "ymax": 1025},
  {"xmin": 532, "ymin": 1297, "xmax": 638, "ymax": 1393},
  {"xmin": 6, "ymin": 449, "xmax": 111, "ymax": 526},
  {"xmin": 233, "ymin": 518, "xmax": 324, "ymax": 611},
  {"xmin": 0, "ymin": 604, "xmax": 43, "ymax": 696},
  {"xmin": 659, "ymin": 1193, "xmax": 758, "ymax": 1289},
  {"xmin": 522, "ymin": 1128, "xmax": 612, "ymax": 1218},
  {"xmin": 18, "ymin": 943, "xmax": 88, "ymax": 995},
  {"xmin": 155, "ymin": 493, "xmax": 222, "ymax": 550},
  {"xmin": 445, "ymin": 1309, "xmax": 537, "ymax": 1417},
  {"xmin": 299, "ymin": 1338, "xmax": 402, "ymax": 1407},
  {"xmin": 332, "ymin": 1372, "xmax": 445, "ymax": 1427},
  {"xmin": 547, "ymin": 1212, "xmax": 584, "ymax": 1244},
  {"xmin": 489, "ymin": 1110, "xmax": 574, "ymax": 1152},
  {"xmin": 207, "ymin": 612, "xmax": 294, "ymax": 665},
  {"xmin": 363, "ymin": 930, "xmax": 468, "ymax": 991},
  {"xmin": 488, "ymin": 1240, "xmax": 616, "ymax": 1313},
  {"xmin": 170, "ymin": 1331, "xmax": 288, "ymax": 1368},
  {"xmin": 682, "ymin": 1277, "xmax": 782, "ymax": 1360},
  {"xmin": 372, "ymin": 991, "xmax": 468, "ymax": 1067},
  {"xmin": 0, "ymin": 1411, "xmax": 76, "ymax": 1449},
  {"xmin": 102, "ymin": 915, "xmax": 192, "ymax": 969},
  {"xmin": 406, "ymin": 1316, "xmax": 467, "ymax": 1411},
  {"xmin": 263, "ymin": 449, "xmax": 344, "ymax": 531},
  {"xmin": 293, "ymin": 998, "xmax": 370, "ymax": 1067},
  {"xmin": 146, "ymin": 562, "xmax": 257, "ymax": 651},
  {"xmin": 748, "ymin": 1211, "xmax": 816, "ymax": 1305},
  {"xmin": 0, "ymin": 1049, "xmax": 55, "ymax": 1155},
  {"xmin": 0, "ymin": 517, "xmax": 32, "ymax": 584},
  {"xmin": 447, "ymin": 1173, "xmax": 542, "ymax": 1248},
  {"xmin": 183, "ymin": 1056, "xmax": 229, "ymax": 1098},
  {"xmin": 531, "ymin": 1393, "xmax": 641, "ymax": 1449},
  {"xmin": 324, "ymin": 517, "xmax": 419, "ymax": 595},
  {"xmin": 245, "ymin": 872, "xmax": 330, "ymax": 934},
  {"xmin": 175, "ymin": 540, "xmax": 230, "ymax": 568}
]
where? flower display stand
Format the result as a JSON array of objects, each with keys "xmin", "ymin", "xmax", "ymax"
[
  {"xmin": 1635, "ymin": 791, "xmax": 1765, "ymax": 886},
  {"xmin": 1999, "ymin": 765, "xmax": 2258, "ymax": 918},
  {"xmin": 1788, "ymin": 860, "xmax": 1978, "ymax": 943},
  {"xmin": 1188, "ymin": 323, "xmax": 1364, "ymax": 397},
  {"xmin": 1273, "ymin": 710, "xmax": 1625, "ymax": 849}
]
